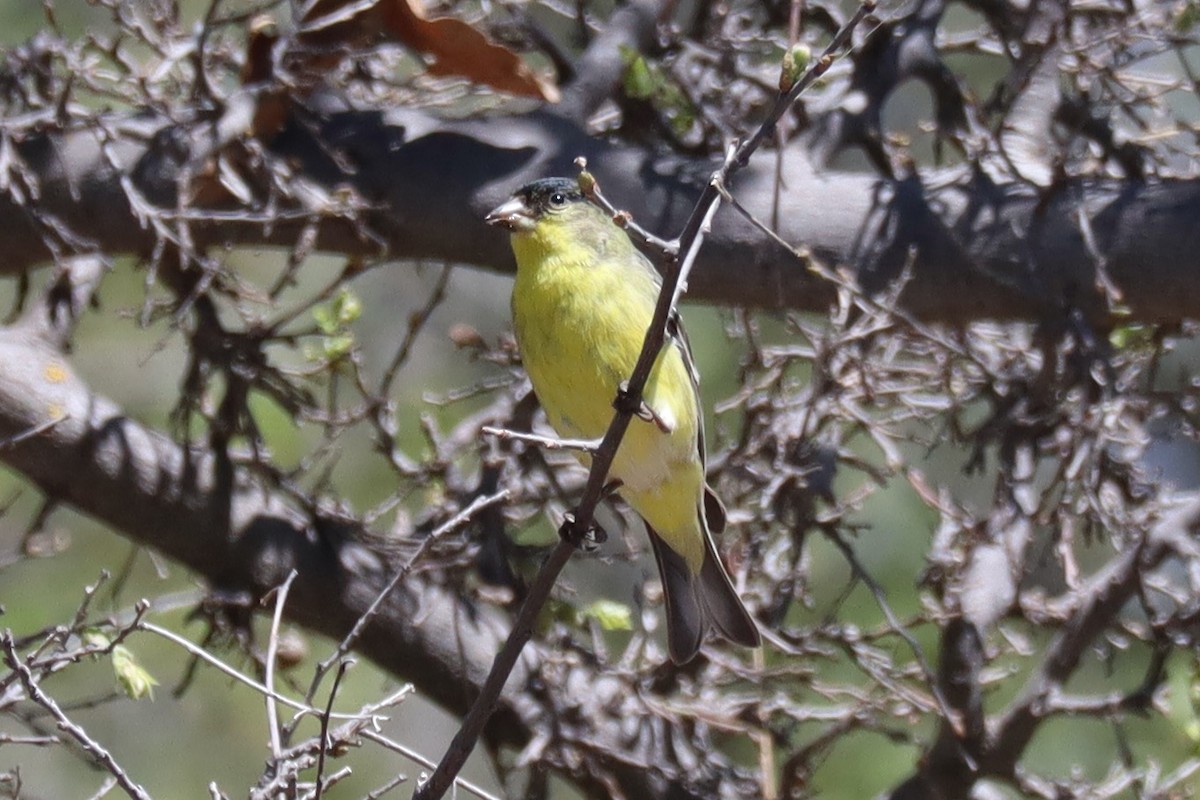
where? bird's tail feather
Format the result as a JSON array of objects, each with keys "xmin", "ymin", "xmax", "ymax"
[
  {"xmin": 647, "ymin": 522, "xmax": 760, "ymax": 664},
  {"xmin": 704, "ymin": 485, "xmax": 727, "ymax": 533},
  {"xmin": 698, "ymin": 545, "xmax": 761, "ymax": 649}
]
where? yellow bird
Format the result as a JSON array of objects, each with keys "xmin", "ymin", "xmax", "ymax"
[{"xmin": 486, "ymin": 177, "xmax": 760, "ymax": 663}]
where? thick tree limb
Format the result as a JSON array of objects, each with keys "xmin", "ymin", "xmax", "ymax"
[
  {"xmin": 0, "ymin": 262, "xmax": 743, "ymax": 800},
  {"xmin": 0, "ymin": 315, "xmax": 516, "ymax": 723},
  {"xmin": 3, "ymin": 104, "xmax": 1200, "ymax": 325}
]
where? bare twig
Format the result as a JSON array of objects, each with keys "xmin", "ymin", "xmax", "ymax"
[
  {"xmin": 481, "ymin": 425, "xmax": 601, "ymax": 454},
  {"xmin": 0, "ymin": 416, "xmax": 68, "ymax": 450},
  {"xmin": 413, "ymin": 538, "xmax": 574, "ymax": 800},
  {"xmin": 362, "ymin": 730, "xmax": 501, "ymax": 800},
  {"xmin": 313, "ymin": 659, "xmax": 352, "ymax": 800},
  {"xmin": 264, "ymin": 569, "xmax": 298, "ymax": 761},
  {"xmin": 138, "ymin": 622, "xmax": 368, "ymax": 722},
  {"xmin": 2, "ymin": 635, "xmax": 152, "ymax": 800},
  {"xmin": 305, "ymin": 489, "xmax": 511, "ymax": 705}
]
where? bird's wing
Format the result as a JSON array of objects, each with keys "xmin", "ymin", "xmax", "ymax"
[
  {"xmin": 666, "ymin": 309, "xmax": 701, "ymax": 414},
  {"xmin": 631, "ymin": 245, "xmax": 728, "ymax": 533},
  {"xmin": 666, "ymin": 307, "xmax": 727, "ymax": 534}
]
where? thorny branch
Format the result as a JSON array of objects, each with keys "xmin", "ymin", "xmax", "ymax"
[
  {"xmin": 3, "ymin": 0, "xmax": 1200, "ymax": 799},
  {"xmin": 2, "ymin": 635, "xmax": 151, "ymax": 800},
  {"xmin": 415, "ymin": 8, "xmax": 881, "ymax": 796}
]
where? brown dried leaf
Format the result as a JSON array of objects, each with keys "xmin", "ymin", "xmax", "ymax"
[
  {"xmin": 239, "ymin": 15, "xmax": 290, "ymax": 142},
  {"xmin": 298, "ymin": 0, "xmax": 559, "ymax": 102},
  {"xmin": 241, "ymin": 14, "xmax": 279, "ymax": 85}
]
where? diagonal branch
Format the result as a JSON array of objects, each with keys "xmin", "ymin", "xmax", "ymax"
[
  {"xmin": 5, "ymin": 104, "xmax": 1200, "ymax": 326},
  {"xmin": 415, "ymin": 5, "xmax": 882, "ymax": 795},
  {"xmin": 888, "ymin": 491, "xmax": 1200, "ymax": 798}
]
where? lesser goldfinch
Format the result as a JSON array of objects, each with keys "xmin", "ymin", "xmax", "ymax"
[{"xmin": 486, "ymin": 177, "xmax": 760, "ymax": 663}]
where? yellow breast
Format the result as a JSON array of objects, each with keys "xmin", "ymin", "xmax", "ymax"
[{"xmin": 509, "ymin": 228, "xmax": 706, "ymax": 565}]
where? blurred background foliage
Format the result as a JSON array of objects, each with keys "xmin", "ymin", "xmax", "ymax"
[{"xmin": 0, "ymin": 0, "xmax": 1198, "ymax": 798}]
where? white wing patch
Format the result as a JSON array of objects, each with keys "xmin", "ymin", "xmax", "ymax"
[{"xmin": 651, "ymin": 403, "xmax": 676, "ymax": 434}]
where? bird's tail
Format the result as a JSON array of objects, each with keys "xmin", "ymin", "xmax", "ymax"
[{"xmin": 647, "ymin": 493, "xmax": 760, "ymax": 664}]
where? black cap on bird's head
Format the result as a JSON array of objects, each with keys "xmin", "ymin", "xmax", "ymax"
[{"xmin": 485, "ymin": 178, "xmax": 587, "ymax": 232}]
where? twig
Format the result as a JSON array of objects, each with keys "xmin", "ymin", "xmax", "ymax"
[
  {"xmin": 822, "ymin": 528, "xmax": 967, "ymax": 744},
  {"xmin": 753, "ymin": 645, "xmax": 777, "ymax": 800},
  {"xmin": 0, "ymin": 415, "xmax": 69, "ymax": 450},
  {"xmin": 413, "ymin": 539, "xmax": 574, "ymax": 800},
  {"xmin": 0, "ymin": 733, "xmax": 60, "ymax": 746},
  {"xmin": 362, "ymin": 730, "xmax": 501, "ymax": 800},
  {"xmin": 138, "ymin": 621, "xmax": 368, "ymax": 721},
  {"xmin": 86, "ymin": 777, "xmax": 118, "ymax": 800},
  {"xmin": 378, "ymin": 263, "xmax": 453, "ymax": 397},
  {"xmin": 264, "ymin": 569, "xmax": 298, "ymax": 761},
  {"xmin": 987, "ymin": 500, "xmax": 1188, "ymax": 774},
  {"xmin": 578, "ymin": 164, "xmax": 676, "ymax": 258},
  {"xmin": 480, "ymin": 425, "xmax": 601, "ymax": 454},
  {"xmin": 735, "ymin": 0, "xmax": 877, "ymax": 167},
  {"xmin": 364, "ymin": 772, "xmax": 408, "ymax": 799},
  {"xmin": 305, "ymin": 489, "xmax": 511, "ymax": 704},
  {"xmin": 2, "ymin": 635, "xmax": 151, "ymax": 800},
  {"xmin": 314, "ymin": 659, "xmax": 352, "ymax": 800}
]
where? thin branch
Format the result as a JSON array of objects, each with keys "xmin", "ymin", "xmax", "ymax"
[
  {"xmin": 264, "ymin": 569, "xmax": 298, "ymax": 761},
  {"xmin": 0, "ymin": 415, "xmax": 69, "ymax": 450},
  {"xmin": 305, "ymin": 489, "xmax": 511, "ymax": 705},
  {"xmin": 481, "ymin": 425, "xmax": 601, "ymax": 454},
  {"xmin": 413, "ymin": 538, "xmax": 575, "ymax": 800},
  {"xmin": 822, "ymin": 527, "xmax": 966, "ymax": 742},
  {"xmin": 85, "ymin": 777, "xmax": 118, "ymax": 800},
  {"xmin": 313, "ymin": 659, "xmax": 352, "ymax": 800},
  {"xmin": 361, "ymin": 730, "xmax": 501, "ymax": 800},
  {"xmin": 985, "ymin": 493, "xmax": 1200, "ymax": 776},
  {"xmin": 138, "ymin": 622, "xmax": 369, "ymax": 722},
  {"xmin": 2, "ymin": 635, "xmax": 151, "ymax": 800}
]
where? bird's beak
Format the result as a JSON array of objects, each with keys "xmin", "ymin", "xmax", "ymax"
[{"xmin": 485, "ymin": 196, "xmax": 535, "ymax": 232}]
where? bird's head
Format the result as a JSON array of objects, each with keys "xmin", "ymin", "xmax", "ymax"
[
  {"xmin": 485, "ymin": 177, "xmax": 589, "ymax": 235},
  {"xmin": 487, "ymin": 177, "xmax": 638, "ymax": 265}
]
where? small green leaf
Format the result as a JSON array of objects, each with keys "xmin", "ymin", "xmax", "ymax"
[
  {"xmin": 310, "ymin": 288, "xmax": 361, "ymax": 363},
  {"xmin": 623, "ymin": 53, "xmax": 657, "ymax": 100},
  {"xmin": 779, "ymin": 43, "xmax": 812, "ymax": 93},
  {"xmin": 1108, "ymin": 323, "xmax": 1154, "ymax": 350},
  {"xmin": 1176, "ymin": 0, "xmax": 1200, "ymax": 32},
  {"xmin": 580, "ymin": 599, "xmax": 633, "ymax": 631},
  {"xmin": 83, "ymin": 630, "xmax": 112, "ymax": 649},
  {"xmin": 618, "ymin": 46, "xmax": 700, "ymax": 141},
  {"xmin": 82, "ymin": 628, "xmax": 151, "ymax": 698},
  {"xmin": 334, "ymin": 288, "xmax": 362, "ymax": 325},
  {"xmin": 111, "ymin": 644, "xmax": 158, "ymax": 701},
  {"xmin": 322, "ymin": 333, "xmax": 356, "ymax": 359},
  {"xmin": 540, "ymin": 598, "xmax": 579, "ymax": 630},
  {"xmin": 668, "ymin": 107, "xmax": 696, "ymax": 138},
  {"xmin": 313, "ymin": 288, "xmax": 362, "ymax": 333},
  {"xmin": 313, "ymin": 304, "xmax": 338, "ymax": 335}
]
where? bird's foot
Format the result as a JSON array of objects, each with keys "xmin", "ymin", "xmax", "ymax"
[
  {"xmin": 559, "ymin": 512, "xmax": 607, "ymax": 551},
  {"xmin": 615, "ymin": 382, "xmax": 672, "ymax": 433}
]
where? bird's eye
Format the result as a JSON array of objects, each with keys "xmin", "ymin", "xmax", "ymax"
[{"xmin": 549, "ymin": 192, "xmax": 566, "ymax": 207}]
